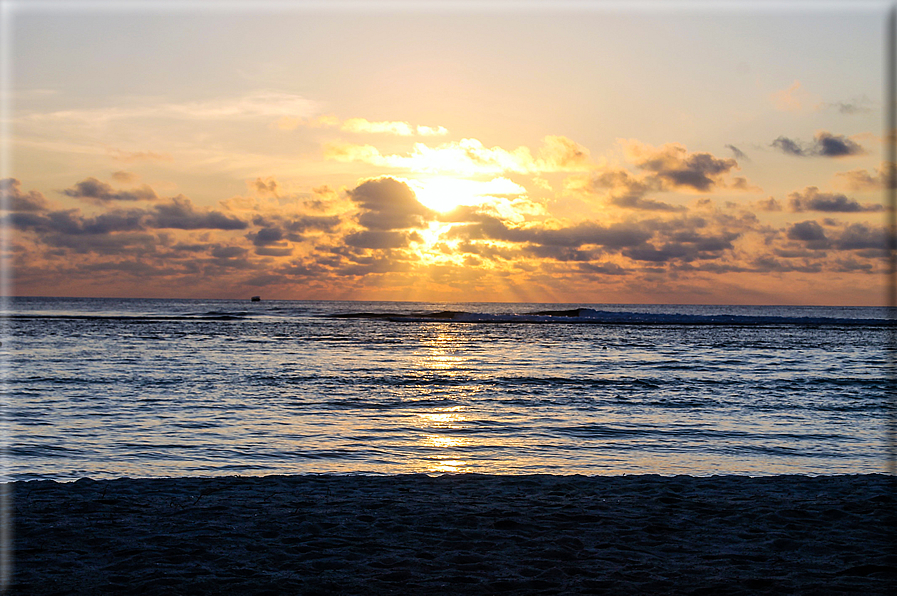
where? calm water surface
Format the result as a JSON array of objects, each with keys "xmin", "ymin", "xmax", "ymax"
[{"xmin": 3, "ymin": 298, "xmax": 894, "ymax": 480}]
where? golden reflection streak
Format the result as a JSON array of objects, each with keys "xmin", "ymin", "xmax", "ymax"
[{"xmin": 414, "ymin": 327, "xmax": 475, "ymax": 473}]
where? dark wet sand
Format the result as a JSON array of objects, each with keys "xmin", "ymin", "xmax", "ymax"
[{"xmin": 8, "ymin": 474, "xmax": 896, "ymax": 594}]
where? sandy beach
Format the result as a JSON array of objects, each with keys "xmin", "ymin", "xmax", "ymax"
[{"xmin": 7, "ymin": 474, "xmax": 896, "ymax": 595}]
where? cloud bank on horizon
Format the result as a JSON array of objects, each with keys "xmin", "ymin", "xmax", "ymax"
[{"xmin": 2, "ymin": 4, "xmax": 891, "ymax": 305}]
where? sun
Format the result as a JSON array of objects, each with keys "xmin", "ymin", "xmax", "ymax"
[{"xmin": 409, "ymin": 176, "xmax": 526, "ymax": 213}]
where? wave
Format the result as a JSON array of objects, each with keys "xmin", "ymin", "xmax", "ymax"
[
  {"xmin": 330, "ymin": 307, "xmax": 895, "ymax": 326},
  {"xmin": 5, "ymin": 310, "xmax": 252, "ymax": 322}
]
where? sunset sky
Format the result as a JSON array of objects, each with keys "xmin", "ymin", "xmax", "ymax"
[{"xmin": 2, "ymin": 1, "xmax": 892, "ymax": 305}]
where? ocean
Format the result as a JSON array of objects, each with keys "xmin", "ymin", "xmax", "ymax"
[{"xmin": 3, "ymin": 297, "xmax": 894, "ymax": 480}]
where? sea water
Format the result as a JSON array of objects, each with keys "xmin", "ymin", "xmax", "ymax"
[{"xmin": 2, "ymin": 297, "xmax": 894, "ymax": 480}]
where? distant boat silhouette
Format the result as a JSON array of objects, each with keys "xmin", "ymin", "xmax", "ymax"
[{"xmin": 250, "ymin": 296, "xmax": 261, "ymax": 302}]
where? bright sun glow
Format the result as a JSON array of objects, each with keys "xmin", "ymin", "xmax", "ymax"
[{"xmin": 410, "ymin": 176, "xmax": 526, "ymax": 212}]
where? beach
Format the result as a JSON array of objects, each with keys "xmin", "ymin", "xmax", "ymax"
[{"xmin": 8, "ymin": 473, "xmax": 896, "ymax": 595}]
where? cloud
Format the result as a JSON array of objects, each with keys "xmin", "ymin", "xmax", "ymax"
[
  {"xmin": 622, "ymin": 141, "xmax": 740, "ymax": 192},
  {"xmin": 771, "ymin": 131, "xmax": 865, "ymax": 157},
  {"xmin": 416, "ymin": 125, "xmax": 449, "ymax": 136},
  {"xmin": 621, "ymin": 229, "xmax": 739, "ymax": 263},
  {"xmin": 111, "ymin": 171, "xmax": 138, "ymax": 183},
  {"xmin": 211, "ymin": 245, "xmax": 248, "ymax": 259},
  {"xmin": 725, "ymin": 144, "xmax": 748, "ymax": 161},
  {"xmin": 164, "ymin": 91, "xmax": 317, "ymax": 121},
  {"xmin": 786, "ymin": 220, "xmax": 829, "ymax": 249},
  {"xmin": 340, "ymin": 118, "xmax": 448, "ymax": 136},
  {"xmin": 771, "ymin": 80, "xmax": 810, "ymax": 112},
  {"xmin": 22, "ymin": 92, "xmax": 319, "ymax": 138},
  {"xmin": 149, "ymin": 196, "xmax": 248, "ymax": 230},
  {"xmin": 455, "ymin": 216, "xmax": 652, "ymax": 250},
  {"xmin": 824, "ymin": 96, "xmax": 873, "ymax": 115},
  {"xmin": 251, "ymin": 177, "xmax": 281, "ymax": 197},
  {"xmin": 344, "ymin": 230, "xmax": 416, "ymax": 249},
  {"xmin": 577, "ymin": 262, "xmax": 627, "ymax": 275},
  {"xmin": 282, "ymin": 215, "xmax": 341, "ymax": 234},
  {"xmin": 324, "ymin": 143, "xmax": 392, "ymax": 167},
  {"xmin": 754, "ymin": 197, "xmax": 782, "ymax": 212},
  {"xmin": 61, "ymin": 177, "xmax": 159, "ymax": 204},
  {"xmin": 245, "ymin": 214, "xmax": 340, "ymax": 249},
  {"xmin": 537, "ymin": 136, "xmax": 591, "ymax": 170},
  {"xmin": 787, "ymin": 187, "xmax": 883, "ymax": 212},
  {"xmin": 255, "ymin": 246, "xmax": 294, "ymax": 257},
  {"xmin": 771, "ymin": 136, "xmax": 806, "ymax": 156},
  {"xmin": 1, "ymin": 178, "xmax": 51, "ymax": 212},
  {"xmin": 835, "ymin": 223, "xmax": 887, "ymax": 251},
  {"xmin": 347, "ymin": 177, "xmax": 434, "ymax": 230},
  {"xmin": 833, "ymin": 163, "xmax": 895, "ymax": 190},
  {"xmin": 326, "ymin": 136, "xmax": 592, "ymax": 176},
  {"xmin": 576, "ymin": 169, "xmax": 682, "ymax": 211},
  {"xmin": 815, "ymin": 132, "xmax": 866, "ymax": 157},
  {"xmin": 247, "ymin": 226, "xmax": 285, "ymax": 247},
  {"xmin": 9, "ymin": 194, "xmax": 248, "ymax": 238},
  {"xmin": 108, "ymin": 149, "xmax": 173, "ymax": 163}
]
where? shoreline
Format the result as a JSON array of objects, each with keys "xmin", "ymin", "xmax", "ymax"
[{"xmin": 8, "ymin": 473, "xmax": 897, "ymax": 594}]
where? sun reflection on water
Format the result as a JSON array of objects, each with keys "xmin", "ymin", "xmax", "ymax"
[{"xmin": 412, "ymin": 327, "xmax": 478, "ymax": 473}]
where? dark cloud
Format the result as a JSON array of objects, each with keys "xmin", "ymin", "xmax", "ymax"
[
  {"xmin": 466, "ymin": 217, "xmax": 652, "ymax": 249},
  {"xmin": 629, "ymin": 145, "xmax": 738, "ymax": 192},
  {"xmin": 211, "ymin": 246, "xmax": 248, "ymax": 259},
  {"xmin": 668, "ymin": 230, "xmax": 739, "ymax": 252},
  {"xmin": 7, "ymin": 209, "xmax": 144, "ymax": 235},
  {"xmin": 245, "ymin": 226, "xmax": 293, "ymax": 256},
  {"xmin": 609, "ymin": 194, "xmax": 685, "ymax": 211},
  {"xmin": 620, "ymin": 230, "xmax": 737, "ymax": 264},
  {"xmin": 248, "ymin": 226, "xmax": 285, "ymax": 247},
  {"xmin": 831, "ymin": 257, "xmax": 874, "ymax": 272},
  {"xmin": 275, "ymin": 261, "xmax": 329, "ymax": 279},
  {"xmin": 524, "ymin": 245, "xmax": 602, "ymax": 262},
  {"xmin": 755, "ymin": 197, "xmax": 782, "ymax": 212},
  {"xmin": 786, "ymin": 220, "xmax": 829, "ymax": 249},
  {"xmin": 788, "ymin": 187, "xmax": 883, "ymax": 212},
  {"xmin": 835, "ymin": 223, "xmax": 887, "ymax": 251},
  {"xmin": 623, "ymin": 243, "xmax": 693, "ymax": 263},
  {"xmin": 8, "ymin": 195, "xmax": 247, "ymax": 242},
  {"xmin": 816, "ymin": 132, "xmax": 865, "ymax": 157},
  {"xmin": 582, "ymin": 170, "xmax": 683, "ymax": 211},
  {"xmin": 673, "ymin": 262, "xmax": 750, "ymax": 273},
  {"xmin": 284, "ymin": 215, "xmax": 341, "ymax": 234},
  {"xmin": 255, "ymin": 246, "xmax": 294, "ymax": 257},
  {"xmin": 344, "ymin": 230, "xmax": 414, "ymax": 249},
  {"xmin": 456, "ymin": 240, "xmax": 516, "ymax": 261},
  {"xmin": 62, "ymin": 177, "xmax": 159, "ymax": 203},
  {"xmin": 81, "ymin": 260, "xmax": 168, "ymax": 276},
  {"xmin": 577, "ymin": 262, "xmax": 627, "ymax": 275},
  {"xmin": 771, "ymin": 131, "xmax": 865, "ymax": 158},
  {"xmin": 725, "ymin": 145, "xmax": 748, "ymax": 161},
  {"xmin": 170, "ymin": 242, "xmax": 210, "ymax": 253},
  {"xmin": 348, "ymin": 177, "xmax": 434, "ymax": 230},
  {"xmin": 773, "ymin": 248, "xmax": 817, "ymax": 258},
  {"xmin": 41, "ymin": 231, "xmax": 159, "ymax": 255},
  {"xmin": 149, "ymin": 196, "xmax": 247, "ymax": 230},
  {"xmin": 727, "ymin": 177, "xmax": 755, "ymax": 191},
  {"xmin": 771, "ymin": 136, "xmax": 806, "ymax": 156},
  {"xmin": 750, "ymin": 256, "xmax": 823, "ymax": 273},
  {"xmin": 1, "ymin": 178, "xmax": 51, "ymax": 212},
  {"xmin": 335, "ymin": 253, "xmax": 415, "ymax": 277},
  {"xmin": 251, "ymin": 214, "xmax": 341, "ymax": 241}
]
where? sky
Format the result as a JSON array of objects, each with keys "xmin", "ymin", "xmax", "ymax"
[{"xmin": 1, "ymin": 0, "xmax": 893, "ymax": 305}]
